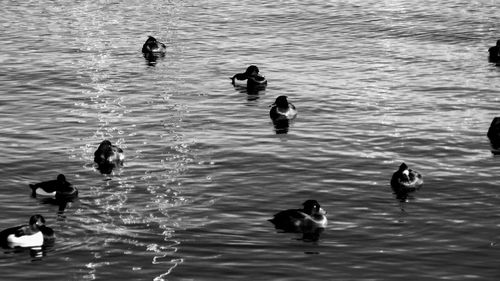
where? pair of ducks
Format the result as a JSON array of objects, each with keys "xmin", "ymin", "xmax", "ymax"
[
  {"xmin": 269, "ymin": 162, "xmax": 424, "ymax": 238},
  {"xmin": 390, "ymin": 118, "xmax": 500, "ymax": 196},
  {"xmin": 0, "ymin": 140, "xmax": 124, "ymax": 249},
  {"xmin": 231, "ymin": 65, "xmax": 298, "ymax": 129},
  {"xmin": 28, "ymin": 139, "xmax": 123, "ymax": 200}
]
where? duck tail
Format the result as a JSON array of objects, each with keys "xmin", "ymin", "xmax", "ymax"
[{"xmin": 29, "ymin": 184, "xmax": 37, "ymax": 197}]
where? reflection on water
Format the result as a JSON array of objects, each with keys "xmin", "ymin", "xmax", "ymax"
[
  {"xmin": 232, "ymin": 83, "xmax": 266, "ymax": 101},
  {"xmin": 272, "ymin": 119, "xmax": 291, "ymax": 134},
  {"xmin": 143, "ymin": 52, "xmax": 166, "ymax": 67}
]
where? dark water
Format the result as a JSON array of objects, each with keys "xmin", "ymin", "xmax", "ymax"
[{"xmin": 1, "ymin": 0, "xmax": 500, "ymax": 280}]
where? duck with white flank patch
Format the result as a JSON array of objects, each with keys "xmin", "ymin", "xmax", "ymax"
[{"xmin": 0, "ymin": 215, "xmax": 54, "ymax": 249}]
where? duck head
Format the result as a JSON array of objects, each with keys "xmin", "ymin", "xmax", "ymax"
[
  {"xmin": 398, "ymin": 162, "xmax": 411, "ymax": 180},
  {"xmin": 56, "ymin": 174, "xmax": 66, "ymax": 183},
  {"xmin": 143, "ymin": 36, "xmax": 165, "ymax": 52},
  {"xmin": 302, "ymin": 200, "xmax": 326, "ymax": 216},
  {"xmin": 144, "ymin": 36, "xmax": 157, "ymax": 45},
  {"xmin": 244, "ymin": 65, "xmax": 259, "ymax": 77},
  {"xmin": 97, "ymin": 140, "xmax": 112, "ymax": 150},
  {"xmin": 397, "ymin": 162, "xmax": 421, "ymax": 184},
  {"xmin": 271, "ymin": 96, "xmax": 290, "ymax": 109},
  {"xmin": 28, "ymin": 215, "xmax": 46, "ymax": 232}
]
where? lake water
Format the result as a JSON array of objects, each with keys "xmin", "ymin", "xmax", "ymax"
[{"xmin": 1, "ymin": 0, "xmax": 500, "ymax": 280}]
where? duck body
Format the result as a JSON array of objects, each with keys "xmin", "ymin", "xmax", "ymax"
[
  {"xmin": 269, "ymin": 95, "xmax": 297, "ymax": 121},
  {"xmin": 269, "ymin": 200, "xmax": 327, "ymax": 233},
  {"xmin": 0, "ymin": 215, "xmax": 53, "ymax": 249},
  {"xmin": 246, "ymin": 75, "xmax": 267, "ymax": 89},
  {"xmin": 231, "ymin": 65, "xmax": 267, "ymax": 89},
  {"xmin": 55, "ymin": 187, "xmax": 78, "ymax": 202},
  {"xmin": 487, "ymin": 117, "xmax": 500, "ymax": 154},
  {"xmin": 232, "ymin": 75, "xmax": 268, "ymax": 89},
  {"xmin": 29, "ymin": 174, "xmax": 78, "ymax": 201},
  {"xmin": 3, "ymin": 228, "xmax": 43, "ymax": 248},
  {"xmin": 38, "ymin": 225, "xmax": 55, "ymax": 247},
  {"xmin": 390, "ymin": 162, "xmax": 423, "ymax": 194},
  {"xmin": 94, "ymin": 140, "xmax": 124, "ymax": 174}
]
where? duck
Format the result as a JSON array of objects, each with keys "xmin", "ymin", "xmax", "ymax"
[
  {"xmin": 269, "ymin": 96, "xmax": 297, "ymax": 121},
  {"xmin": 487, "ymin": 117, "xmax": 500, "ymax": 154},
  {"xmin": 0, "ymin": 215, "xmax": 54, "ymax": 248},
  {"xmin": 94, "ymin": 140, "xmax": 124, "ymax": 174},
  {"xmin": 488, "ymin": 40, "xmax": 500, "ymax": 63},
  {"xmin": 230, "ymin": 65, "xmax": 267, "ymax": 89},
  {"xmin": 142, "ymin": 36, "xmax": 166, "ymax": 65},
  {"xmin": 390, "ymin": 162, "xmax": 423, "ymax": 194},
  {"xmin": 269, "ymin": 96, "xmax": 298, "ymax": 134},
  {"xmin": 142, "ymin": 36, "xmax": 166, "ymax": 55},
  {"xmin": 29, "ymin": 174, "xmax": 78, "ymax": 201},
  {"xmin": 269, "ymin": 200, "xmax": 327, "ymax": 233}
]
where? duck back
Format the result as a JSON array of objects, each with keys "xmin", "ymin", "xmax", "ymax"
[{"xmin": 0, "ymin": 226, "xmax": 43, "ymax": 248}]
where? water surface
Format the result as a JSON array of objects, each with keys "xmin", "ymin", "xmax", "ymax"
[{"xmin": 1, "ymin": 0, "xmax": 500, "ymax": 280}]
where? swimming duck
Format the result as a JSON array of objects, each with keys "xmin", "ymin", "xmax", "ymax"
[
  {"xmin": 230, "ymin": 65, "xmax": 267, "ymax": 89},
  {"xmin": 94, "ymin": 140, "xmax": 124, "ymax": 174},
  {"xmin": 142, "ymin": 36, "xmax": 166, "ymax": 55},
  {"xmin": 488, "ymin": 40, "xmax": 500, "ymax": 63},
  {"xmin": 487, "ymin": 117, "xmax": 500, "ymax": 154},
  {"xmin": 269, "ymin": 95, "xmax": 297, "ymax": 121},
  {"xmin": 0, "ymin": 215, "xmax": 54, "ymax": 248},
  {"xmin": 29, "ymin": 174, "xmax": 78, "ymax": 201},
  {"xmin": 269, "ymin": 200, "xmax": 327, "ymax": 233},
  {"xmin": 142, "ymin": 36, "xmax": 166, "ymax": 65},
  {"xmin": 390, "ymin": 162, "xmax": 423, "ymax": 194}
]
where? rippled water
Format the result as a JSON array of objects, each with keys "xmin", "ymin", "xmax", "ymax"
[{"xmin": 1, "ymin": 0, "xmax": 500, "ymax": 280}]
